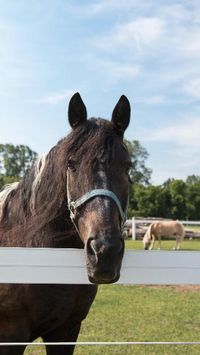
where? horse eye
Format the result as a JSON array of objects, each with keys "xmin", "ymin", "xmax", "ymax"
[{"xmin": 67, "ymin": 159, "xmax": 76, "ymax": 171}]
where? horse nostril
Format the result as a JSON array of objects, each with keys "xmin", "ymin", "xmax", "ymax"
[
  {"xmin": 86, "ymin": 236, "xmax": 124, "ymax": 263},
  {"xmin": 86, "ymin": 237, "xmax": 96, "ymax": 255},
  {"xmin": 86, "ymin": 237, "xmax": 99, "ymax": 265}
]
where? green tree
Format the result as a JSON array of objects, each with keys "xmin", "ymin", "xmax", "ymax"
[
  {"xmin": 0, "ymin": 174, "xmax": 19, "ymax": 191},
  {"xmin": 186, "ymin": 176, "xmax": 200, "ymax": 220},
  {"xmin": 168, "ymin": 179, "xmax": 187, "ymax": 220},
  {"xmin": 0, "ymin": 144, "xmax": 38, "ymax": 177},
  {"xmin": 125, "ymin": 140, "xmax": 152, "ymax": 218},
  {"xmin": 186, "ymin": 175, "xmax": 200, "ymax": 186},
  {"xmin": 135, "ymin": 185, "xmax": 161, "ymax": 217},
  {"xmin": 128, "ymin": 184, "xmax": 172, "ymax": 218},
  {"xmin": 125, "ymin": 140, "xmax": 152, "ymax": 185}
]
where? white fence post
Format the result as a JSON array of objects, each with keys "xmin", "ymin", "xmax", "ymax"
[{"xmin": 132, "ymin": 217, "xmax": 136, "ymax": 240}]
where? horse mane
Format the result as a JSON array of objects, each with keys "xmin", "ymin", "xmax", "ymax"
[
  {"xmin": 3, "ymin": 143, "xmax": 68, "ymax": 218},
  {"xmin": 0, "ymin": 182, "xmax": 19, "ymax": 221},
  {"xmin": 0, "ymin": 118, "xmax": 127, "ymax": 247}
]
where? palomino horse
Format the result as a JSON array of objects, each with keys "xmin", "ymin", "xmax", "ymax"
[
  {"xmin": 143, "ymin": 220, "xmax": 185, "ymax": 250},
  {"xmin": 0, "ymin": 93, "xmax": 131, "ymax": 355}
]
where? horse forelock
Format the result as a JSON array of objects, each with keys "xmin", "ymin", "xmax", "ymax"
[{"xmin": 67, "ymin": 118, "xmax": 125, "ymax": 168}]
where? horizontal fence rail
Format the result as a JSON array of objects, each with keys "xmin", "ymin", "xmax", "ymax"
[
  {"xmin": 1, "ymin": 247, "xmax": 200, "ymax": 348},
  {"xmin": 1, "ymin": 341, "xmax": 200, "ymax": 346},
  {"xmin": 125, "ymin": 218, "xmax": 200, "ymax": 227},
  {"xmin": 125, "ymin": 218, "xmax": 200, "ymax": 240},
  {"xmin": 1, "ymin": 248, "xmax": 200, "ymax": 284}
]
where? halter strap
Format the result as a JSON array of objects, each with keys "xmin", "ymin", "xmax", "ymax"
[
  {"xmin": 68, "ymin": 189, "xmax": 126, "ymax": 224},
  {"xmin": 67, "ymin": 168, "xmax": 127, "ymax": 233}
]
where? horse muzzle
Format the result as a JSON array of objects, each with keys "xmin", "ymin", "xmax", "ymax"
[
  {"xmin": 85, "ymin": 236, "xmax": 124, "ymax": 284},
  {"xmin": 88, "ymin": 272, "xmax": 120, "ymax": 285}
]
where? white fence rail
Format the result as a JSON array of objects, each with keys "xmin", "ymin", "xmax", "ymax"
[
  {"xmin": 125, "ymin": 218, "xmax": 200, "ymax": 240},
  {"xmin": 1, "ymin": 247, "xmax": 200, "ymax": 285},
  {"xmin": 1, "ymin": 247, "xmax": 200, "ymax": 348}
]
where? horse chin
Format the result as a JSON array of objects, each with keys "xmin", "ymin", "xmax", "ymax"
[{"xmin": 88, "ymin": 272, "xmax": 120, "ymax": 285}]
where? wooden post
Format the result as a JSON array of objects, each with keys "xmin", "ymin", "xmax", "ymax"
[{"xmin": 132, "ymin": 217, "xmax": 136, "ymax": 240}]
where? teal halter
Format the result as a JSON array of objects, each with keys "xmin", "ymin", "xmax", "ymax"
[{"xmin": 67, "ymin": 171, "xmax": 126, "ymax": 231}]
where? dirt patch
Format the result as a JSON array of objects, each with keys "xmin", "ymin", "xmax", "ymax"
[
  {"xmin": 140, "ymin": 284, "xmax": 200, "ymax": 292},
  {"xmin": 169, "ymin": 285, "xmax": 200, "ymax": 292}
]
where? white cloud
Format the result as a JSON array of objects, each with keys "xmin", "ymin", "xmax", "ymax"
[
  {"xmin": 185, "ymin": 32, "xmax": 200, "ymax": 58},
  {"xmin": 92, "ymin": 59, "xmax": 140, "ymax": 81},
  {"xmin": 183, "ymin": 79, "xmax": 200, "ymax": 99},
  {"xmin": 117, "ymin": 17, "xmax": 164, "ymax": 45},
  {"xmin": 73, "ymin": 0, "xmax": 152, "ymax": 17},
  {"xmin": 158, "ymin": 3, "xmax": 191, "ymax": 24},
  {"xmin": 89, "ymin": 0, "xmax": 124, "ymax": 15},
  {"xmin": 136, "ymin": 95, "xmax": 167, "ymax": 105},
  {"xmin": 39, "ymin": 89, "xmax": 74, "ymax": 105},
  {"xmin": 89, "ymin": 2, "xmax": 200, "ymax": 102},
  {"xmin": 151, "ymin": 166, "xmax": 196, "ymax": 185},
  {"xmin": 143, "ymin": 117, "xmax": 200, "ymax": 149},
  {"xmin": 145, "ymin": 114, "xmax": 200, "ymax": 184},
  {"xmin": 95, "ymin": 17, "xmax": 164, "ymax": 53}
]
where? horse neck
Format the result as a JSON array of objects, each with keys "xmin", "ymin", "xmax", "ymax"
[
  {"xmin": 147, "ymin": 224, "xmax": 153, "ymax": 237},
  {"xmin": 0, "ymin": 139, "xmax": 84, "ymax": 248},
  {"xmin": 3, "ymin": 140, "xmax": 69, "ymax": 229}
]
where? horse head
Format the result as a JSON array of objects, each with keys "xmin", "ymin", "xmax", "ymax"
[{"xmin": 66, "ymin": 93, "xmax": 131, "ymax": 284}]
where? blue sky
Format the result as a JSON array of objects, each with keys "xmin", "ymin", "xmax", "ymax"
[{"xmin": 0, "ymin": 0, "xmax": 200, "ymax": 184}]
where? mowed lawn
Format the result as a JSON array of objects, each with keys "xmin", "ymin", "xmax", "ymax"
[
  {"xmin": 126, "ymin": 238, "xmax": 200, "ymax": 251},
  {"xmin": 25, "ymin": 240, "xmax": 200, "ymax": 355}
]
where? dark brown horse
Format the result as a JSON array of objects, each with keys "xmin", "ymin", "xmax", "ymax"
[{"xmin": 0, "ymin": 93, "xmax": 131, "ymax": 355}]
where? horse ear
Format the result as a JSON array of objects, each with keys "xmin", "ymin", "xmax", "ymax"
[
  {"xmin": 68, "ymin": 93, "xmax": 87, "ymax": 128},
  {"xmin": 111, "ymin": 95, "xmax": 131, "ymax": 135}
]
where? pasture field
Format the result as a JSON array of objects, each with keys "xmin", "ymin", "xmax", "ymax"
[
  {"xmin": 25, "ymin": 240, "xmax": 200, "ymax": 355},
  {"xmin": 186, "ymin": 225, "xmax": 200, "ymax": 233},
  {"xmin": 126, "ymin": 239, "xmax": 200, "ymax": 251}
]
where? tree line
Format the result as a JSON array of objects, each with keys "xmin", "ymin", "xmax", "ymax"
[
  {"xmin": 128, "ymin": 176, "xmax": 200, "ymax": 220},
  {"xmin": 0, "ymin": 142, "xmax": 199, "ymax": 221},
  {"xmin": 126, "ymin": 140, "xmax": 200, "ymax": 220}
]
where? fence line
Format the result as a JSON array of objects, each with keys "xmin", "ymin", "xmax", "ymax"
[
  {"xmin": 1, "ymin": 341, "xmax": 200, "ymax": 346},
  {"xmin": 125, "ymin": 218, "xmax": 200, "ymax": 240},
  {"xmin": 1, "ymin": 248, "xmax": 200, "ymax": 284},
  {"xmin": 1, "ymin": 247, "xmax": 200, "ymax": 348}
]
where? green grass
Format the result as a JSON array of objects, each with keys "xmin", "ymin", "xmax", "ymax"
[
  {"xmin": 25, "ymin": 284, "xmax": 200, "ymax": 355},
  {"xmin": 74, "ymin": 284, "xmax": 200, "ymax": 355},
  {"xmin": 185, "ymin": 225, "xmax": 200, "ymax": 233},
  {"xmin": 24, "ymin": 240, "xmax": 200, "ymax": 354},
  {"xmin": 125, "ymin": 239, "xmax": 200, "ymax": 251}
]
